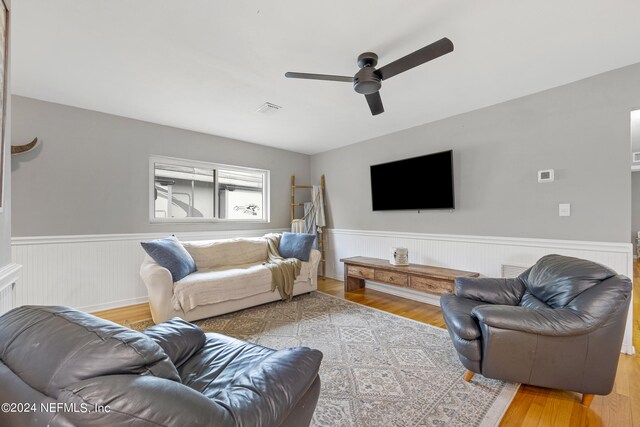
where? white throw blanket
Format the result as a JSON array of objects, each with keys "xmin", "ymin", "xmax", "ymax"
[
  {"xmin": 291, "ymin": 219, "xmax": 305, "ymax": 233},
  {"xmin": 301, "ymin": 185, "xmax": 326, "ymax": 249}
]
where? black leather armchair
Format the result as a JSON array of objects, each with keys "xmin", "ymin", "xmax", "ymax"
[
  {"xmin": 441, "ymin": 254, "xmax": 632, "ymax": 407},
  {"xmin": 0, "ymin": 306, "xmax": 322, "ymax": 426}
]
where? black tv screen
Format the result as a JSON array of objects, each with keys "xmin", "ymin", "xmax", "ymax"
[{"xmin": 370, "ymin": 150, "xmax": 454, "ymax": 211}]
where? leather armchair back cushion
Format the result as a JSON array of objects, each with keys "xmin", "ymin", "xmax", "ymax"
[
  {"xmin": 0, "ymin": 306, "xmax": 180, "ymax": 399},
  {"xmin": 519, "ymin": 291, "xmax": 551, "ymax": 309},
  {"xmin": 183, "ymin": 238, "xmax": 268, "ymax": 269},
  {"xmin": 566, "ymin": 275, "xmax": 633, "ymax": 326},
  {"xmin": 524, "ymin": 254, "xmax": 615, "ymax": 308}
]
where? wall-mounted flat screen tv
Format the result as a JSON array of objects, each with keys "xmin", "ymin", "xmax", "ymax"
[{"xmin": 370, "ymin": 150, "xmax": 454, "ymax": 211}]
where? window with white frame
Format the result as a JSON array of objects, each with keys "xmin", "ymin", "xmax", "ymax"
[{"xmin": 150, "ymin": 156, "xmax": 269, "ymax": 223}]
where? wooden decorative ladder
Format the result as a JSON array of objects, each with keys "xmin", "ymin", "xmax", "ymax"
[{"xmin": 291, "ymin": 175, "xmax": 326, "ymax": 279}]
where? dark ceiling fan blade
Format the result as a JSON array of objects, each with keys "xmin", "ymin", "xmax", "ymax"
[
  {"xmin": 365, "ymin": 91, "xmax": 384, "ymax": 116},
  {"xmin": 285, "ymin": 72, "xmax": 353, "ymax": 82},
  {"xmin": 375, "ymin": 37, "xmax": 454, "ymax": 81}
]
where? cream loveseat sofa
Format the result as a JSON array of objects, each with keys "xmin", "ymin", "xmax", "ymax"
[{"xmin": 140, "ymin": 236, "xmax": 321, "ymax": 323}]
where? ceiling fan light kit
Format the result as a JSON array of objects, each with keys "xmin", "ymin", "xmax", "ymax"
[{"xmin": 285, "ymin": 37, "xmax": 454, "ymax": 116}]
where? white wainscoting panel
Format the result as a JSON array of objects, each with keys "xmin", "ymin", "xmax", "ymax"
[
  {"xmin": 11, "ymin": 229, "xmax": 286, "ymax": 313},
  {"xmin": 0, "ymin": 263, "xmax": 22, "ymax": 315},
  {"xmin": 0, "ymin": 285, "xmax": 13, "ymax": 315},
  {"xmin": 325, "ymin": 228, "xmax": 635, "ymax": 355}
]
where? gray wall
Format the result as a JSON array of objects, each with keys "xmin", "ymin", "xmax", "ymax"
[
  {"xmin": 632, "ymin": 110, "xmax": 640, "ymax": 155},
  {"xmin": 11, "ymin": 96, "xmax": 311, "ymax": 236},
  {"xmin": 311, "ymin": 63, "xmax": 640, "ymax": 243},
  {"xmin": 632, "ymin": 171, "xmax": 640, "ymax": 253},
  {"xmin": 0, "ymin": 101, "xmax": 10, "ymax": 265}
]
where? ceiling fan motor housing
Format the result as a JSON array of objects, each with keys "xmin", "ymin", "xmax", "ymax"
[
  {"xmin": 354, "ymin": 52, "xmax": 381, "ymax": 95},
  {"xmin": 353, "ymin": 69, "xmax": 382, "ymax": 95}
]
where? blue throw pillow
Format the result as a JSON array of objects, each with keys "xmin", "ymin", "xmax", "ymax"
[
  {"xmin": 141, "ymin": 236, "xmax": 196, "ymax": 282},
  {"xmin": 278, "ymin": 232, "xmax": 316, "ymax": 261}
]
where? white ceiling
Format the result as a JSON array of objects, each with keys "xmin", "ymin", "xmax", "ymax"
[{"xmin": 11, "ymin": 0, "xmax": 640, "ymax": 155}]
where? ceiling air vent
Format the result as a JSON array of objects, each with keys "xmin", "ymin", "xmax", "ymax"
[
  {"xmin": 633, "ymin": 152, "xmax": 640, "ymax": 163},
  {"xmin": 256, "ymin": 102, "xmax": 282, "ymax": 115}
]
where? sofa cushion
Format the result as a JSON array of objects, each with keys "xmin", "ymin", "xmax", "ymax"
[
  {"xmin": 143, "ymin": 318, "xmax": 206, "ymax": 368},
  {"xmin": 141, "ymin": 235, "xmax": 197, "ymax": 282},
  {"xmin": 0, "ymin": 306, "xmax": 180, "ymax": 399},
  {"xmin": 524, "ymin": 254, "xmax": 616, "ymax": 308},
  {"xmin": 183, "ymin": 238, "xmax": 268, "ymax": 270},
  {"xmin": 172, "ymin": 263, "xmax": 273, "ymax": 312},
  {"xmin": 278, "ymin": 232, "xmax": 316, "ymax": 261}
]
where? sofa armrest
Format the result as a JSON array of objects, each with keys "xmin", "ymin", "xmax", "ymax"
[
  {"xmin": 59, "ymin": 375, "xmax": 231, "ymax": 426},
  {"xmin": 471, "ymin": 305, "xmax": 590, "ymax": 336},
  {"xmin": 216, "ymin": 347, "xmax": 323, "ymax": 427},
  {"xmin": 140, "ymin": 255, "xmax": 178, "ymax": 323},
  {"xmin": 455, "ymin": 277, "xmax": 526, "ymax": 305},
  {"xmin": 307, "ymin": 249, "xmax": 321, "ymax": 279},
  {"xmin": 309, "ymin": 249, "xmax": 321, "ymax": 269}
]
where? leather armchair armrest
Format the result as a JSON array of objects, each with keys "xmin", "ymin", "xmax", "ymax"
[
  {"xmin": 216, "ymin": 347, "xmax": 323, "ymax": 426},
  {"xmin": 455, "ymin": 277, "xmax": 526, "ymax": 305},
  {"xmin": 59, "ymin": 375, "xmax": 231, "ymax": 426},
  {"xmin": 471, "ymin": 305, "xmax": 590, "ymax": 337}
]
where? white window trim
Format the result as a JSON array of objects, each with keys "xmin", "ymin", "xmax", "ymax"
[{"xmin": 149, "ymin": 155, "xmax": 270, "ymax": 224}]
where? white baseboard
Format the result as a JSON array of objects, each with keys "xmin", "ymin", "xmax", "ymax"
[
  {"xmin": 366, "ymin": 281, "xmax": 441, "ymax": 306},
  {"xmin": 82, "ymin": 296, "xmax": 149, "ymax": 314}
]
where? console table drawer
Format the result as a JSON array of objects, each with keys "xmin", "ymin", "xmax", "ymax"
[
  {"xmin": 410, "ymin": 276, "xmax": 454, "ymax": 295},
  {"xmin": 348, "ymin": 265, "xmax": 374, "ymax": 280},
  {"xmin": 340, "ymin": 256, "xmax": 478, "ymax": 303},
  {"xmin": 375, "ymin": 270, "xmax": 408, "ymax": 286}
]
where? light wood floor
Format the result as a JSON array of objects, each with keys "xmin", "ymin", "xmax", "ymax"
[{"xmin": 95, "ymin": 269, "xmax": 640, "ymax": 427}]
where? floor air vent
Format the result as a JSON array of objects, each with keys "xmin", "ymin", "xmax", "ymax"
[{"xmin": 501, "ymin": 264, "xmax": 530, "ymax": 278}]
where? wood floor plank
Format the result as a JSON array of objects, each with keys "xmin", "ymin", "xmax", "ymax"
[
  {"xmin": 538, "ymin": 389, "xmax": 573, "ymax": 427},
  {"xmin": 95, "ymin": 272, "xmax": 640, "ymax": 426},
  {"xmin": 92, "ymin": 302, "xmax": 151, "ymax": 325}
]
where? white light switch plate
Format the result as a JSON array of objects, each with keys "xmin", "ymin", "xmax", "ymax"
[{"xmin": 559, "ymin": 203, "xmax": 571, "ymax": 217}]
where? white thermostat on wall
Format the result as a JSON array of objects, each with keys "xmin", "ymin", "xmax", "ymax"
[{"xmin": 537, "ymin": 169, "xmax": 555, "ymax": 183}]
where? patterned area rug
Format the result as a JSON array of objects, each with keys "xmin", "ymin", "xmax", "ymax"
[{"xmin": 130, "ymin": 292, "xmax": 518, "ymax": 427}]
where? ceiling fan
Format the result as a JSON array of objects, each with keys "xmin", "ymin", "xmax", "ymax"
[{"xmin": 285, "ymin": 37, "xmax": 454, "ymax": 116}]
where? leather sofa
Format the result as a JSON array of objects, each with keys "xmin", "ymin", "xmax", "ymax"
[
  {"xmin": 140, "ymin": 236, "xmax": 321, "ymax": 323},
  {"xmin": 0, "ymin": 305, "xmax": 323, "ymax": 427},
  {"xmin": 441, "ymin": 254, "xmax": 632, "ymax": 407}
]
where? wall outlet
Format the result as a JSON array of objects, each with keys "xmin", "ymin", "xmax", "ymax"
[{"xmin": 559, "ymin": 203, "xmax": 571, "ymax": 217}]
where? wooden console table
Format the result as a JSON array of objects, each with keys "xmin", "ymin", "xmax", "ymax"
[{"xmin": 340, "ymin": 256, "xmax": 479, "ymax": 296}]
